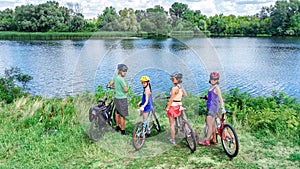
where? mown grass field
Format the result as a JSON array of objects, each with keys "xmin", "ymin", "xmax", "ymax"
[{"xmin": 0, "ymin": 92, "xmax": 299, "ymax": 169}]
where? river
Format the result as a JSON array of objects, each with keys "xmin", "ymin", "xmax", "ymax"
[{"xmin": 0, "ymin": 37, "xmax": 299, "ymax": 100}]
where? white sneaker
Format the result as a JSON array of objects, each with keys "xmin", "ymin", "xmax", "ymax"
[{"xmin": 169, "ymin": 139, "xmax": 176, "ymax": 145}]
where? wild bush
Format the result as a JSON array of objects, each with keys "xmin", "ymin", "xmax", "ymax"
[
  {"xmin": 225, "ymin": 88, "xmax": 299, "ymax": 142},
  {"xmin": 0, "ymin": 67, "xmax": 32, "ymax": 103}
]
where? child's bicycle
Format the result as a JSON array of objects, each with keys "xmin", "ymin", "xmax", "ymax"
[
  {"xmin": 159, "ymin": 95, "xmax": 197, "ymax": 153},
  {"xmin": 203, "ymin": 109, "xmax": 239, "ymax": 158},
  {"xmin": 132, "ymin": 109, "xmax": 161, "ymax": 150},
  {"xmin": 89, "ymin": 85, "xmax": 116, "ymax": 142},
  {"xmin": 173, "ymin": 106, "xmax": 197, "ymax": 153}
]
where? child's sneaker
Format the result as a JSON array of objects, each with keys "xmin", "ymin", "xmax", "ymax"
[
  {"xmin": 209, "ymin": 139, "xmax": 218, "ymax": 145},
  {"xmin": 115, "ymin": 126, "xmax": 121, "ymax": 132},
  {"xmin": 169, "ymin": 139, "xmax": 176, "ymax": 145},
  {"xmin": 199, "ymin": 140, "xmax": 210, "ymax": 146}
]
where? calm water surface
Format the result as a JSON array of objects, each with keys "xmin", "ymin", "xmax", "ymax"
[{"xmin": 0, "ymin": 37, "xmax": 299, "ymax": 100}]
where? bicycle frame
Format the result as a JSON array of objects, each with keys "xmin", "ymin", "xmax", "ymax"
[
  {"xmin": 216, "ymin": 112, "xmax": 234, "ymax": 142},
  {"xmin": 213, "ymin": 111, "xmax": 239, "ymax": 158},
  {"xmin": 142, "ymin": 111, "xmax": 153, "ymax": 134},
  {"xmin": 175, "ymin": 108, "xmax": 186, "ymax": 131}
]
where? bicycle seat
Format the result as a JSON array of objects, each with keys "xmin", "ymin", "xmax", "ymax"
[
  {"xmin": 98, "ymin": 98, "xmax": 107, "ymax": 104},
  {"xmin": 221, "ymin": 110, "xmax": 232, "ymax": 114},
  {"xmin": 179, "ymin": 106, "xmax": 186, "ymax": 111}
]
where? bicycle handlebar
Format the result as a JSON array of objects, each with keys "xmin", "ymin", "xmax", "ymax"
[
  {"xmin": 200, "ymin": 95, "xmax": 208, "ymax": 100},
  {"xmin": 106, "ymin": 84, "xmax": 115, "ymax": 90}
]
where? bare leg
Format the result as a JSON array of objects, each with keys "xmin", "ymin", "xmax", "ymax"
[
  {"xmin": 120, "ymin": 116, "xmax": 125, "ymax": 130},
  {"xmin": 205, "ymin": 116, "xmax": 214, "ymax": 141},
  {"xmin": 169, "ymin": 116, "xmax": 175, "ymax": 140},
  {"xmin": 142, "ymin": 112, "xmax": 149, "ymax": 121},
  {"xmin": 115, "ymin": 113, "xmax": 120, "ymax": 128},
  {"xmin": 212, "ymin": 122, "xmax": 216, "ymax": 142}
]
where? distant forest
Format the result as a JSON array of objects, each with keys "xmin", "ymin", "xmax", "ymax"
[{"xmin": 0, "ymin": 0, "xmax": 299, "ymax": 36}]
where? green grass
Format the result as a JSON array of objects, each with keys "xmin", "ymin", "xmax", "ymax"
[
  {"xmin": 0, "ymin": 31, "xmax": 139, "ymax": 40},
  {"xmin": 0, "ymin": 94, "xmax": 299, "ymax": 169}
]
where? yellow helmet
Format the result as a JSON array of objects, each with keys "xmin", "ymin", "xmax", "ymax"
[{"xmin": 140, "ymin": 76, "xmax": 150, "ymax": 82}]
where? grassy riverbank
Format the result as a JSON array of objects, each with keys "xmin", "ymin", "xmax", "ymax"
[
  {"xmin": 0, "ymin": 31, "xmax": 140, "ymax": 40},
  {"xmin": 0, "ymin": 88, "xmax": 299, "ymax": 168},
  {"xmin": 0, "ymin": 31, "xmax": 276, "ymax": 40}
]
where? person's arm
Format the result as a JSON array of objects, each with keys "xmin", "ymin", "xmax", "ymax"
[
  {"xmin": 166, "ymin": 87, "xmax": 179, "ymax": 110},
  {"xmin": 109, "ymin": 81, "xmax": 114, "ymax": 87},
  {"xmin": 121, "ymin": 78, "xmax": 128, "ymax": 93},
  {"xmin": 181, "ymin": 87, "xmax": 187, "ymax": 98},
  {"xmin": 123, "ymin": 86, "xmax": 128, "ymax": 93},
  {"xmin": 215, "ymin": 86, "xmax": 225, "ymax": 113}
]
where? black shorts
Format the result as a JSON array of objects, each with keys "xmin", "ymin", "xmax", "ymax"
[{"xmin": 114, "ymin": 98, "xmax": 128, "ymax": 117}]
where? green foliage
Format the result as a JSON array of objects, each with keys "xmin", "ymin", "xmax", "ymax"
[
  {"xmin": 0, "ymin": 67, "xmax": 32, "ymax": 103},
  {"xmin": 224, "ymin": 88, "xmax": 300, "ymax": 142},
  {"xmin": 69, "ymin": 14, "xmax": 86, "ymax": 32},
  {"xmin": 1, "ymin": 0, "xmax": 300, "ymax": 37}
]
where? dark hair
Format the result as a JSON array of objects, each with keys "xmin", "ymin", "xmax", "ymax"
[
  {"xmin": 143, "ymin": 82, "xmax": 152, "ymax": 92},
  {"xmin": 117, "ymin": 64, "xmax": 128, "ymax": 71},
  {"xmin": 171, "ymin": 72, "xmax": 183, "ymax": 84}
]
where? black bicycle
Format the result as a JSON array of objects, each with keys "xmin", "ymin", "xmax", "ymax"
[
  {"xmin": 174, "ymin": 106, "xmax": 197, "ymax": 153},
  {"xmin": 159, "ymin": 95, "xmax": 197, "ymax": 153},
  {"xmin": 89, "ymin": 85, "xmax": 116, "ymax": 142}
]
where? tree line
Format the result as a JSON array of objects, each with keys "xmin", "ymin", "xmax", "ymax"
[{"xmin": 0, "ymin": 0, "xmax": 299, "ymax": 36}]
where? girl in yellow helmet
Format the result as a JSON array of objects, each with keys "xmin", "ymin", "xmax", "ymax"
[{"xmin": 139, "ymin": 76, "xmax": 154, "ymax": 124}]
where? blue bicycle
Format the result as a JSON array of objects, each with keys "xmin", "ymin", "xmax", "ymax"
[{"xmin": 132, "ymin": 110, "xmax": 161, "ymax": 150}]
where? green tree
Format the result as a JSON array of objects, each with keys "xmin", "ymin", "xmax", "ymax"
[
  {"xmin": 0, "ymin": 8, "xmax": 15, "ymax": 31},
  {"xmin": 70, "ymin": 14, "xmax": 86, "ymax": 32},
  {"xmin": 14, "ymin": 4, "xmax": 37, "ymax": 31},
  {"xmin": 169, "ymin": 2, "xmax": 188, "ymax": 26},
  {"xmin": 13, "ymin": 1, "xmax": 72, "ymax": 32},
  {"xmin": 97, "ymin": 6, "xmax": 119, "ymax": 30},
  {"xmin": 208, "ymin": 14, "xmax": 227, "ymax": 35},
  {"xmin": 135, "ymin": 10, "xmax": 147, "ymax": 22},
  {"xmin": 117, "ymin": 8, "xmax": 139, "ymax": 31},
  {"xmin": 140, "ymin": 7, "xmax": 171, "ymax": 35},
  {"xmin": 270, "ymin": 0, "xmax": 289, "ymax": 35},
  {"xmin": 290, "ymin": 13, "xmax": 300, "ymax": 35}
]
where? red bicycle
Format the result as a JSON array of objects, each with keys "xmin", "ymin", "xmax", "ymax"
[
  {"xmin": 215, "ymin": 110, "xmax": 239, "ymax": 158},
  {"xmin": 203, "ymin": 110, "xmax": 239, "ymax": 158},
  {"xmin": 201, "ymin": 96, "xmax": 239, "ymax": 158}
]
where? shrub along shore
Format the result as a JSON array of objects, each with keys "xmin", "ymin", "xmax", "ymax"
[{"xmin": 0, "ymin": 85, "xmax": 299, "ymax": 168}]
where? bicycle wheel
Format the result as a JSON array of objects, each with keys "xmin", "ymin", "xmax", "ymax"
[
  {"xmin": 151, "ymin": 111, "xmax": 161, "ymax": 132},
  {"xmin": 221, "ymin": 124, "xmax": 239, "ymax": 158},
  {"xmin": 89, "ymin": 117, "xmax": 103, "ymax": 142},
  {"xmin": 132, "ymin": 122, "xmax": 146, "ymax": 150},
  {"xmin": 182, "ymin": 121, "xmax": 197, "ymax": 153}
]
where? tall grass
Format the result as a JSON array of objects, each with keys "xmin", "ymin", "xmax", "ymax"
[
  {"xmin": 0, "ymin": 31, "xmax": 139, "ymax": 40},
  {"xmin": 0, "ymin": 88, "xmax": 299, "ymax": 168}
]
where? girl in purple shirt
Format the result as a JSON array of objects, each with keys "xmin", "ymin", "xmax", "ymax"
[{"xmin": 199, "ymin": 72, "xmax": 226, "ymax": 146}]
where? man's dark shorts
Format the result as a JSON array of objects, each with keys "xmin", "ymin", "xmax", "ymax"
[{"xmin": 114, "ymin": 98, "xmax": 128, "ymax": 117}]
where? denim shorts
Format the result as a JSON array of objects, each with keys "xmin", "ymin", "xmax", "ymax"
[{"xmin": 207, "ymin": 110, "xmax": 217, "ymax": 118}]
